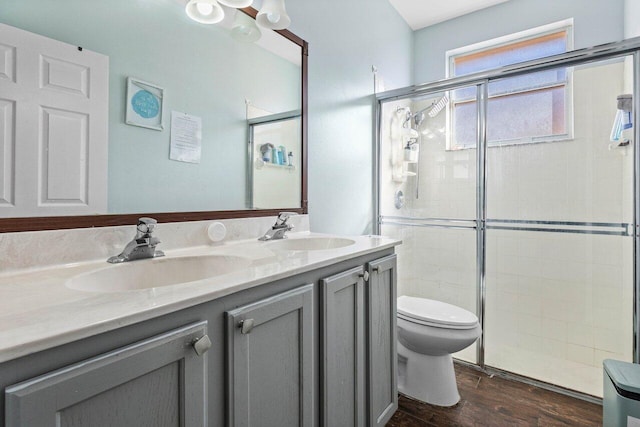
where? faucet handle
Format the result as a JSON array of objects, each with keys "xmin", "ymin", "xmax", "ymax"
[
  {"xmin": 276, "ymin": 212, "xmax": 297, "ymax": 226},
  {"xmin": 137, "ymin": 217, "xmax": 158, "ymax": 234}
]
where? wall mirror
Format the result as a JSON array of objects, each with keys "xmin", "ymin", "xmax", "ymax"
[{"xmin": 0, "ymin": 0, "xmax": 307, "ymax": 232}]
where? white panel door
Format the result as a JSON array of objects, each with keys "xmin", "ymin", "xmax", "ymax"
[{"xmin": 0, "ymin": 23, "xmax": 108, "ymax": 217}]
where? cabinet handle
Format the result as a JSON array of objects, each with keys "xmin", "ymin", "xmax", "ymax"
[
  {"xmin": 372, "ymin": 266, "xmax": 380, "ymax": 272},
  {"xmin": 359, "ymin": 271, "xmax": 370, "ymax": 282},
  {"xmin": 239, "ymin": 318, "xmax": 255, "ymax": 334},
  {"xmin": 192, "ymin": 334, "xmax": 212, "ymax": 356}
]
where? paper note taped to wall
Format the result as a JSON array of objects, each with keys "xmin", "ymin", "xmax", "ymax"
[{"xmin": 170, "ymin": 111, "xmax": 202, "ymax": 164}]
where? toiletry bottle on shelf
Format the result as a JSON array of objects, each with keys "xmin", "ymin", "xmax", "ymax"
[
  {"xmin": 279, "ymin": 146, "xmax": 286, "ymax": 165},
  {"xmin": 288, "ymin": 151, "xmax": 293, "ymax": 167},
  {"xmin": 271, "ymin": 147, "xmax": 278, "ymax": 164},
  {"xmin": 261, "ymin": 143, "xmax": 272, "ymax": 162},
  {"xmin": 404, "ymin": 141, "xmax": 419, "ymax": 162}
]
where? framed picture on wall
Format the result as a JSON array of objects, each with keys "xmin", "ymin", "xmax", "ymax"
[{"xmin": 125, "ymin": 77, "xmax": 164, "ymax": 131}]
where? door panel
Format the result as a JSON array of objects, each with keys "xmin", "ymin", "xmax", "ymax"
[
  {"xmin": 322, "ymin": 266, "xmax": 366, "ymax": 427},
  {"xmin": 226, "ymin": 284, "xmax": 314, "ymax": 427},
  {"xmin": 5, "ymin": 322, "xmax": 208, "ymax": 427},
  {"xmin": 367, "ymin": 255, "xmax": 397, "ymax": 427},
  {"xmin": 0, "ymin": 23, "xmax": 108, "ymax": 217},
  {"xmin": 379, "ymin": 89, "xmax": 479, "ymax": 364},
  {"xmin": 484, "ymin": 57, "xmax": 635, "ymax": 397}
]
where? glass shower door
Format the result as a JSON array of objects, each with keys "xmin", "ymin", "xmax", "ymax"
[
  {"xmin": 379, "ymin": 87, "xmax": 479, "ymax": 363},
  {"xmin": 484, "ymin": 56, "xmax": 635, "ymax": 397}
]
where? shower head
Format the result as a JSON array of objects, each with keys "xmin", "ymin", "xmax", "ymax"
[
  {"xmin": 428, "ymin": 95, "xmax": 448, "ymax": 118},
  {"xmin": 412, "ymin": 95, "xmax": 449, "ymax": 123}
]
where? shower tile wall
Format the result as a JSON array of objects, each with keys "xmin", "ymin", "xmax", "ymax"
[
  {"xmin": 486, "ymin": 231, "xmax": 633, "ymax": 396},
  {"xmin": 380, "ymin": 60, "xmax": 633, "ymax": 394}
]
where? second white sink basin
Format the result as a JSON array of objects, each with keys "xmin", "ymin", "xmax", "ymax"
[
  {"xmin": 266, "ymin": 237, "xmax": 355, "ymax": 251},
  {"xmin": 66, "ymin": 255, "xmax": 251, "ymax": 293}
]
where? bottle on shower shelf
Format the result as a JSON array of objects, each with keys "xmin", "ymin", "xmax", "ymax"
[{"xmin": 404, "ymin": 139, "xmax": 419, "ymax": 163}]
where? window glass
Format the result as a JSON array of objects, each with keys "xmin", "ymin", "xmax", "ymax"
[{"xmin": 448, "ymin": 28, "xmax": 571, "ymax": 149}]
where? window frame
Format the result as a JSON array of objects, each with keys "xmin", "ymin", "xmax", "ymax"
[{"xmin": 445, "ymin": 19, "xmax": 575, "ymax": 150}]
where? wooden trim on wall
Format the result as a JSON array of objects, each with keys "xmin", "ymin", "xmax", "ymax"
[
  {"xmin": 1, "ymin": 9, "xmax": 308, "ymax": 234},
  {"xmin": 301, "ymin": 40, "xmax": 309, "ymax": 213},
  {"xmin": 0, "ymin": 208, "xmax": 306, "ymax": 233}
]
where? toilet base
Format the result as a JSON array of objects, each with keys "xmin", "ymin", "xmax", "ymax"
[{"xmin": 397, "ymin": 340, "xmax": 460, "ymax": 407}]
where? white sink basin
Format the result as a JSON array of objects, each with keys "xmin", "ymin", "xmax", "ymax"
[
  {"xmin": 266, "ymin": 237, "xmax": 355, "ymax": 251},
  {"xmin": 66, "ymin": 255, "xmax": 251, "ymax": 293}
]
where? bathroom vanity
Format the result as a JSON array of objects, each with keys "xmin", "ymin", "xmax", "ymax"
[{"xmin": 0, "ymin": 231, "xmax": 399, "ymax": 427}]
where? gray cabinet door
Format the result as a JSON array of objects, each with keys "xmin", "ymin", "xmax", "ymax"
[
  {"xmin": 5, "ymin": 321, "xmax": 209, "ymax": 427},
  {"xmin": 321, "ymin": 266, "xmax": 366, "ymax": 427},
  {"xmin": 367, "ymin": 255, "xmax": 398, "ymax": 427},
  {"xmin": 226, "ymin": 284, "xmax": 314, "ymax": 427}
]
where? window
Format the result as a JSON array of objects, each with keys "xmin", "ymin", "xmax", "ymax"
[{"xmin": 446, "ymin": 21, "xmax": 573, "ymax": 149}]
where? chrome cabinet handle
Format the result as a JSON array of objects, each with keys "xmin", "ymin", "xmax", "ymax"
[
  {"xmin": 192, "ymin": 335, "xmax": 212, "ymax": 356},
  {"xmin": 359, "ymin": 271, "xmax": 370, "ymax": 282},
  {"xmin": 239, "ymin": 319, "xmax": 255, "ymax": 334}
]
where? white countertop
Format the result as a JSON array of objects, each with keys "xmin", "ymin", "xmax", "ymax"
[{"xmin": 0, "ymin": 232, "xmax": 400, "ymax": 364}]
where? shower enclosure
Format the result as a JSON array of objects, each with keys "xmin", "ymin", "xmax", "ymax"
[{"xmin": 375, "ymin": 39, "xmax": 640, "ymax": 399}]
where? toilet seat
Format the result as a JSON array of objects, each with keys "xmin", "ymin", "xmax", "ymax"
[{"xmin": 397, "ymin": 296, "xmax": 478, "ymax": 330}]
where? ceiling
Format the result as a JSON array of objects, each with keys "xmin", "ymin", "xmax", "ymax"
[{"xmin": 388, "ymin": 0, "xmax": 512, "ymax": 30}]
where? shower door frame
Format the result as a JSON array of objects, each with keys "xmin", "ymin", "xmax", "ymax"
[{"xmin": 374, "ymin": 36, "xmax": 640, "ymax": 399}]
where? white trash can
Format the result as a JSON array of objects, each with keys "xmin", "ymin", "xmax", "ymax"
[{"xmin": 604, "ymin": 359, "xmax": 640, "ymax": 426}]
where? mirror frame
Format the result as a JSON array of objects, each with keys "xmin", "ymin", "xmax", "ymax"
[{"xmin": 0, "ymin": 7, "xmax": 308, "ymax": 233}]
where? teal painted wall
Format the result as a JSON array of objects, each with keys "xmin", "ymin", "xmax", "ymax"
[
  {"xmin": 413, "ymin": 0, "xmax": 625, "ymax": 84},
  {"xmin": 286, "ymin": 0, "xmax": 414, "ymax": 234},
  {"xmin": 1, "ymin": 0, "xmax": 300, "ymax": 213}
]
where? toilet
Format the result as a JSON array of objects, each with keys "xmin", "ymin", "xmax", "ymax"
[{"xmin": 397, "ymin": 295, "xmax": 481, "ymax": 407}]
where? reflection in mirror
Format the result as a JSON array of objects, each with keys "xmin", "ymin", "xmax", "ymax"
[
  {"xmin": 0, "ymin": 0, "xmax": 304, "ymax": 221},
  {"xmin": 248, "ymin": 109, "xmax": 302, "ymax": 209}
]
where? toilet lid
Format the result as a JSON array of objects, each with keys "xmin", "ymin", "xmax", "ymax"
[{"xmin": 397, "ymin": 296, "xmax": 478, "ymax": 329}]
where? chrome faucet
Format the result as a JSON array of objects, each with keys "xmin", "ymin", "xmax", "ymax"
[
  {"xmin": 259, "ymin": 212, "xmax": 297, "ymax": 241},
  {"xmin": 107, "ymin": 217, "xmax": 165, "ymax": 263}
]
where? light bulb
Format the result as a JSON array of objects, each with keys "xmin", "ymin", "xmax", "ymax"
[
  {"xmin": 196, "ymin": 2, "xmax": 214, "ymax": 16},
  {"xmin": 267, "ymin": 13, "xmax": 280, "ymax": 24},
  {"xmin": 185, "ymin": 0, "xmax": 224, "ymax": 24},
  {"xmin": 256, "ymin": 0, "xmax": 290, "ymax": 30},
  {"xmin": 231, "ymin": 10, "xmax": 261, "ymax": 42}
]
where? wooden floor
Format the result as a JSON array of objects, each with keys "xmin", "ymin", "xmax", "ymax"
[{"xmin": 386, "ymin": 364, "xmax": 602, "ymax": 426}]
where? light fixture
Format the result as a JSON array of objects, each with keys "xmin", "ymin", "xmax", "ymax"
[
  {"xmin": 218, "ymin": 0, "xmax": 253, "ymax": 7},
  {"xmin": 185, "ymin": 0, "xmax": 225, "ymax": 24},
  {"xmin": 256, "ymin": 0, "xmax": 291, "ymax": 30},
  {"xmin": 231, "ymin": 11, "xmax": 262, "ymax": 43}
]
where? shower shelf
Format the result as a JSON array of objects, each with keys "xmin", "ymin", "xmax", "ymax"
[
  {"xmin": 255, "ymin": 160, "xmax": 296, "ymax": 170},
  {"xmin": 263, "ymin": 163, "xmax": 295, "ymax": 169}
]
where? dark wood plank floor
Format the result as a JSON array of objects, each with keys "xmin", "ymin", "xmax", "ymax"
[{"xmin": 386, "ymin": 363, "xmax": 602, "ymax": 426}]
